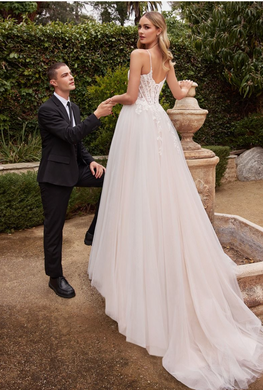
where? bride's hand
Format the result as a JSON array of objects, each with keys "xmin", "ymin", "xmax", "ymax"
[
  {"xmin": 94, "ymin": 99, "xmax": 114, "ymax": 118},
  {"xmin": 109, "ymin": 96, "xmax": 119, "ymax": 106},
  {"xmin": 179, "ymin": 80, "xmax": 193, "ymax": 91}
]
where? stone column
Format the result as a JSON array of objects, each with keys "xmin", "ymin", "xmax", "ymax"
[{"xmin": 167, "ymin": 83, "xmax": 219, "ymax": 224}]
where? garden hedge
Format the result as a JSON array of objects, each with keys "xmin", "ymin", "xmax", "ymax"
[
  {"xmin": 0, "ymin": 170, "xmax": 102, "ymax": 233},
  {"xmin": 0, "ymin": 18, "xmax": 254, "ymax": 153},
  {"xmin": 0, "ymin": 19, "xmax": 137, "ymax": 137}
]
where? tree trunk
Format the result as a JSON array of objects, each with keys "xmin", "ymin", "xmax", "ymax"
[{"xmin": 134, "ymin": 14, "xmax": 140, "ymax": 24}]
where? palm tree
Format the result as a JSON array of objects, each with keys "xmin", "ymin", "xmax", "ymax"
[{"xmin": 127, "ymin": 1, "xmax": 162, "ymax": 24}]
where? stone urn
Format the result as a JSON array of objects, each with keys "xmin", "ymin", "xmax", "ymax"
[
  {"xmin": 167, "ymin": 82, "xmax": 215, "ymax": 159},
  {"xmin": 167, "ymin": 82, "xmax": 219, "ymax": 224}
]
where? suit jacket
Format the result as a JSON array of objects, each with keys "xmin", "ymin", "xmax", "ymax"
[{"xmin": 37, "ymin": 94, "xmax": 101, "ymax": 187}]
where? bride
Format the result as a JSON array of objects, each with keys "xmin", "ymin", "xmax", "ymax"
[{"xmin": 88, "ymin": 11, "xmax": 263, "ymax": 390}]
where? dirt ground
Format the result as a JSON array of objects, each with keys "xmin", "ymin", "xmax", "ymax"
[
  {"xmin": 215, "ymin": 180, "xmax": 263, "ymax": 228},
  {"xmin": 1, "ymin": 180, "xmax": 263, "ymax": 390}
]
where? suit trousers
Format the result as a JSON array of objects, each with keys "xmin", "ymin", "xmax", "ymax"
[{"xmin": 39, "ymin": 164, "xmax": 104, "ymax": 278}]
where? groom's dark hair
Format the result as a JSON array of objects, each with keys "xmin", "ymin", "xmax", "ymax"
[{"xmin": 48, "ymin": 62, "xmax": 67, "ymax": 81}]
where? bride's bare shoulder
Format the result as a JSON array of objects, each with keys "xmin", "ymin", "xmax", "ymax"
[{"xmin": 131, "ymin": 49, "xmax": 148, "ymax": 58}]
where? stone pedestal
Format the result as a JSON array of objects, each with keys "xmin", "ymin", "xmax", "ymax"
[
  {"xmin": 187, "ymin": 157, "xmax": 219, "ymax": 223},
  {"xmin": 167, "ymin": 82, "xmax": 219, "ymax": 224}
]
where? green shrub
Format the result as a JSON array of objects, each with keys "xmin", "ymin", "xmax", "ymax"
[
  {"xmin": 0, "ymin": 171, "xmax": 44, "ymax": 232},
  {"xmin": 84, "ymin": 67, "xmax": 129, "ymax": 155},
  {"xmin": 0, "ymin": 122, "xmax": 41, "ymax": 163},
  {"xmin": 0, "ymin": 161, "xmax": 106, "ymax": 233},
  {"xmin": 224, "ymin": 114, "xmax": 263, "ymax": 149},
  {"xmin": 203, "ymin": 145, "xmax": 231, "ymax": 187}
]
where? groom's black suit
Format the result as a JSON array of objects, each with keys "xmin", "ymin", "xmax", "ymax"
[{"xmin": 37, "ymin": 94, "xmax": 103, "ymax": 278}]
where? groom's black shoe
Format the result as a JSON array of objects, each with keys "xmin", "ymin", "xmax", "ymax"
[
  {"xmin": 49, "ymin": 276, "xmax": 76, "ymax": 299},
  {"xmin": 84, "ymin": 231, "xmax": 93, "ymax": 246}
]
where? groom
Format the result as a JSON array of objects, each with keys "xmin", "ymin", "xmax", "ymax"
[{"xmin": 37, "ymin": 62, "xmax": 113, "ymax": 299}]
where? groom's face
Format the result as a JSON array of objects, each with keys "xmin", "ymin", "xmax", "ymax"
[{"xmin": 50, "ymin": 65, "xmax": 75, "ymax": 94}]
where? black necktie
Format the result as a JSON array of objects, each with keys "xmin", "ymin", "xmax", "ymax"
[
  {"xmin": 67, "ymin": 101, "xmax": 79, "ymax": 160},
  {"xmin": 67, "ymin": 101, "xmax": 73, "ymax": 126}
]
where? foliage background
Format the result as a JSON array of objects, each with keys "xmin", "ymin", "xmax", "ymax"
[
  {"xmin": 0, "ymin": 9, "xmax": 259, "ymax": 232},
  {"xmin": 0, "ymin": 17, "xmax": 257, "ymax": 156},
  {"xmin": 179, "ymin": 2, "xmax": 263, "ymax": 101}
]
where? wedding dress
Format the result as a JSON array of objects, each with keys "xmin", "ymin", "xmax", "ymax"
[{"xmin": 88, "ymin": 51, "xmax": 263, "ymax": 390}]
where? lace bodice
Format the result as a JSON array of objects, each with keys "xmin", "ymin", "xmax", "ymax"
[
  {"xmin": 137, "ymin": 69, "xmax": 165, "ymax": 106},
  {"xmin": 128, "ymin": 50, "xmax": 165, "ymax": 113},
  {"xmin": 127, "ymin": 50, "xmax": 176, "ymax": 156}
]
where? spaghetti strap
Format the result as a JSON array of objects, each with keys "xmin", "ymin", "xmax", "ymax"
[{"xmin": 146, "ymin": 50, "xmax": 152, "ymax": 71}]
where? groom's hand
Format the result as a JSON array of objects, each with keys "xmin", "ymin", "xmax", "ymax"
[
  {"xmin": 94, "ymin": 98, "xmax": 114, "ymax": 119},
  {"xmin": 90, "ymin": 161, "xmax": 106, "ymax": 178}
]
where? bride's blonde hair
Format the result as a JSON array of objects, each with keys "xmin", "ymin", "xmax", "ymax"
[{"xmin": 137, "ymin": 11, "xmax": 174, "ymax": 71}]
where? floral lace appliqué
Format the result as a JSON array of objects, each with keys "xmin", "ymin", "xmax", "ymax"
[
  {"xmin": 167, "ymin": 119, "xmax": 181, "ymax": 152},
  {"xmin": 134, "ymin": 71, "xmax": 165, "ymax": 155}
]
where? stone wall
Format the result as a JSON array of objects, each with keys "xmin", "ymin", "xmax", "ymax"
[
  {"xmin": 221, "ymin": 155, "xmax": 237, "ymax": 184},
  {"xmin": 0, "ymin": 157, "xmax": 237, "ymax": 183},
  {"xmin": 0, "ymin": 162, "xmax": 40, "ymax": 175},
  {"xmin": 0, "ymin": 157, "xmax": 106, "ymax": 176}
]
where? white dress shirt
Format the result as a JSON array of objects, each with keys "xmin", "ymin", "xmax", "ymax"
[{"xmin": 54, "ymin": 92, "xmax": 76, "ymax": 126}]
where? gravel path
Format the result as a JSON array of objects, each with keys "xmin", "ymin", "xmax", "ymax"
[{"xmin": 1, "ymin": 180, "xmax": 263, "ymax": 390}]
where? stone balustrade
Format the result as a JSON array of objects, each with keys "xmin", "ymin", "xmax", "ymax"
[
  {"xmin": 0, "ymin": 162, "xmax": 40, "ymax": 175},
  {"xmin": 0, "ymin": 156, "xmax": 107, "ymax": 176},
  {"xmin": 0, "ymin": 156, "xmax": 237, "ymax": 184}
]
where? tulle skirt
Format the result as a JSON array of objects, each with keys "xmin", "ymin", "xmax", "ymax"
[{"xmin": 88, "ymin": 103, "xmax": 263, "ymax": 390}]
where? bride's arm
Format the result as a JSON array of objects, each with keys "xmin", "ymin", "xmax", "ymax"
[
  {"xmin": 166, "ymin": 63, "xmax": 193, "ymax": 100},
  {"xmin": 110, "ymin": 50, "xmax": 142, "ymax": 105}
]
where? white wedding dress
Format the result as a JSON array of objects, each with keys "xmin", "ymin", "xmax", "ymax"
[{"xmin": 88, "ymin": 51, "xmax": 263, "ymax": 390}]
